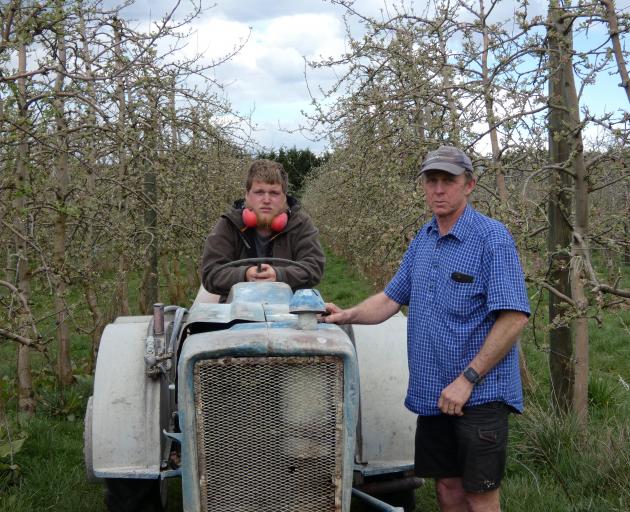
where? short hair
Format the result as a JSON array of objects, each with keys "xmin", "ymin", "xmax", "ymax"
[{"xmin": 245, "ymin": 159, "xmax": 288, "ymax": 193}]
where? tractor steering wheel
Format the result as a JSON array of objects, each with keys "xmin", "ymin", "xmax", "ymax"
[{"xmin": 206, "ymin": 257, "xmax": 312, "ymax": 291}]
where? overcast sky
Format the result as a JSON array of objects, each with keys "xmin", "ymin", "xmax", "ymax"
[
  {"xmin": 117, "ymin": 0, "xmax": 629, "ymax": 154},
  {"xmin": 118, "ymin": 0, "xmax": 377, "ymax": 153}
]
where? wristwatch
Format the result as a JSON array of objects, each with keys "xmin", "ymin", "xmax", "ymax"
[{"xmin": 463, "ymin": 366, "xmax": 483, "ymax": 385}]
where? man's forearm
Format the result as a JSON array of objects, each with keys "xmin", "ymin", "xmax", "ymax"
[
  {"xmin": 467, "ymin": 310, "xmax": 529, "ymax": 376},
  {"xmin": 343, "ymin": 292, "xmax": 401, "ymax": 325}
]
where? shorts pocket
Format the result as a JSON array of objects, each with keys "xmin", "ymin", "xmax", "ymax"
[{"xmin": 478, "ymin": 428, "xmax": 499, "ymax": 443}]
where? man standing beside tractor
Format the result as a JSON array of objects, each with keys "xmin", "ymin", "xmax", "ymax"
[
  {"xmin": 200, "ymin": 159, "xmax": 325, "ymax": 301},
  {"xmin": 324, "ymin": 146, "xmax": 530, "ymax": 512}
]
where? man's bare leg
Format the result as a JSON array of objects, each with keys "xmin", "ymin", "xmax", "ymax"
[
  {"xmin": 436, "ymin": 477, "xmax": 501, "ymax": 512},
  {"xmin": 436, "ymin": 478, "xmax": 466, "ymax": 512}
]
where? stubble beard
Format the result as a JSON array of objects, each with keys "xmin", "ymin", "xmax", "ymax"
[
  {"xmin": 256, "ymin": 211, "xmax": 275, "ymax": 230},
  {"xmin": 245, "ymin": 198, "xmax": 287, "ymax": 230}
]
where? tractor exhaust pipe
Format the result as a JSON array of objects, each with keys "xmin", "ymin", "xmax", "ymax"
[{"xmin": 153, "ymin": 303, "xmax": 165, "ymax": 336}]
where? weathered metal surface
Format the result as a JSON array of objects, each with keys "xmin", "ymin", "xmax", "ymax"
[
  {"xmin": 83, "ymin": 396, "xmax": 98, "ymax": 482},
  {"xmin": 153, "ymin": 303, "xmax": 165, "ymax": 335},
  {"xmin": 194, "ymin": 355, "xmax": 343, "ymax": 511},
  {"xmin": 289, "ymin": 288, "xmax": 326, "ymax": 313},
  {"xmin": 354, "ymin": 461, "xmax": 415, "ymax": 477},
  {"xmin": 226, "ymin": 281, "xmax": 293, "ymax": 305},
  {"xmin": 350, "ymin": 313, "xmax": 416, "ymax": 465},
  {"xmin": 186, "ymin": 301, "xmax": 265, "ymax": 324},
  {"xmin": 89, "ymin": 281, "xmax": 417, "ymax": 510},
  {"xmin": 91, "ymin": 320, "xmax": 163, "ymax": 478},
  {"xmin": 178, "ymin": 323, "xmax": 359, "ymax": 512},
  {"xmin": 186, "ymin": 282, "xmax": 299, "ymax": 328},
  {"xmin": 113, "ymin": 315, "xmax": 152, "ymax": 324}
]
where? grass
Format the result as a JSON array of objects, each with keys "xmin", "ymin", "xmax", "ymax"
[
  {"xmin": 1, "ymin": 415, "xmax": 103, "ymax": 511},
  {"xmin": 317, "ymin": 247, "xmax": 375, "ymax": 308},
  {"xmin": 1, "ymin": 250, "xmax": 629, "ymax": 511}
]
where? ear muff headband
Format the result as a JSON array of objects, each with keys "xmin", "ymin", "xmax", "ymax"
[{"xmin": 242, "ymin": 208, "xmax": 288, "ymax": 232}]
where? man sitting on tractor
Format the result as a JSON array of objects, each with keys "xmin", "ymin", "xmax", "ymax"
[{"xmin": 200, "ymin": 159, "xmax": 325, "ymax": 301}]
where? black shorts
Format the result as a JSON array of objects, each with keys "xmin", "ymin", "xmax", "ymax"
[{"xmin": 414, "ymin": 401, "xmax": 510, "ymax": 493}]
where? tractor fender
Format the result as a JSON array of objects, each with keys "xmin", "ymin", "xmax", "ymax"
[
  {"xmin": 350, "ymin": 312, "xmax": 416, "ymax": 465},
  {"xmin": 90, "ymin": 317, "xmax": 164, "ymax": 479}
]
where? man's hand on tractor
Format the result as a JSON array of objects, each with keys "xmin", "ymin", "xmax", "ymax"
[
  {"xmin": 321, "ymin": 303, "xmax": 351, "ymax": 324},
  {"xmin": 246, "ymin": 264, "xmax": 277, "ymax": 282}
]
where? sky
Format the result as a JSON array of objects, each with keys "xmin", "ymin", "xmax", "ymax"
[
  {"xmin": 120, "ymin": 0, "xmax": 374, "ymax": 153},
  {"xmin": 117, "ymin": 0, "xmax": 630, "ymax": 154}
]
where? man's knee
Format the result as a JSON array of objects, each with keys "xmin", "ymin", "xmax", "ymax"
[
  {"xmin": 435, "ymin": 477, "xmax": 466, "ymax": 508},
  {"xmin": 435, "ymin": 478, "xmax": 501, "ymax": 512},
  {"xmin": 465, "ymin": 488, "xmax": 500, "ymax": 512}
]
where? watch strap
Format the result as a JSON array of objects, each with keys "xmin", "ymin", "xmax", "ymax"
[{"xmin": 463, "ymin": 366, "xmax": 483, "ymax": 385}]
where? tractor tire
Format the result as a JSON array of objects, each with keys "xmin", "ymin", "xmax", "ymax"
[
  {"xmin": 376, "ymin": 489, "xmax": 416, "ymax": 511},
  {"xmin": 104, "ymin": 478, "xmax": 166, "ymax": 512}
]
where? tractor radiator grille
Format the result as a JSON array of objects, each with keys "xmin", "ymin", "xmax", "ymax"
[{"xmin": 193, "ymin": 355, "xmax": 344, "ymax": 512}]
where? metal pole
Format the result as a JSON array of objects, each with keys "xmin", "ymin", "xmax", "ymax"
[
  {"xmin": 351, "ymin": 488, "xmax": 405, "ymax": 512},
  {"xmin": 153, "ymin": 303, "xmax": 164, "ymax": 335}
]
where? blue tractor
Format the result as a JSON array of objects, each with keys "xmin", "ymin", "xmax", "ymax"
[{"xmin": 84, "ymin": 259, "xmax": 421, "ymax": 511}]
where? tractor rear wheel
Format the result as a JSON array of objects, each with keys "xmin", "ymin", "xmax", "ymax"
[
  {"xmin": 376, "ymin": 488, "xmax": 416, "ymax": 511},
  {"xmin": 104, "ymin": 478, "xmax": 166, "ymax": 512}
]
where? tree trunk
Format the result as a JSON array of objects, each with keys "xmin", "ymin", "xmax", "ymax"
[
  {"xmin": 84, "ymin": 281, "xmax": 105, "ymax": 372},
  {"xmin": 439, "ymin": 35, "xmax": 460, "ymax": 146},
  {"xmin": 479, "ymin": 0, "xmax": 508, "ymax": 203},
  {"xmin": 113, "ymin": 18, "xmax": 131, "ymax": 316},
  {"xmin": 475, "ymin": 0, "xmax": 532, "ymax": 388},
  {"xmin": 14, "ymin": 35, "xmax": 36, "ymax": 415},
  {"xmin": 116, "ymin": 255, "xmax": 131, "ymax": 316},
  {"xmin": 547, "ymin": 1, "xmax": 575, "ymax": 414},
  {"xmin": 600, "ymin": 0, "xmax": 630, "ymax": 104},
  {"xmin": 557, "ymin": 17, "xmax": 590, "ymax": 427},
  {"xmin": 140, "ymin": 155, "xmax": 159, "ymax": 313},
  {"xmin": 53, "ymin": 13, "xmax": 73, "ymax": 386},
  {"xmin": 140, "ymin": 84, "xmax": 163, "ymax": 313},
  {"xmin": 78, "ymin": 6, "xmax": 106, "ymax": 369}
]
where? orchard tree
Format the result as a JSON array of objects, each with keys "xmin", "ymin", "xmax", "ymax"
[
  {"xmin": 0, "ymin": 0, "xmax": 252, "ymax": 411},
  {"xmin": 301, "ymin": 0, "xmax": 630, "ymax": 423}
]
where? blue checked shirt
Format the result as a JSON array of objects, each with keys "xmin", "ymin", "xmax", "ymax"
[{"xmin": 384, "ymin": 205, "xmax": 530, "ymax": 416}]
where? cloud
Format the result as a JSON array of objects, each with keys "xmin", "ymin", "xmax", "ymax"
[
  {"xmin": 175, "ymin": 10, "xmax": 346, "ymax": 140},
  {"xmin": 107, "ymin": 0, "xmax": 395, "ymax": 149},
  {"xmin": 213, "ymin": 0, "xmax": 338, "ymax": 23}
]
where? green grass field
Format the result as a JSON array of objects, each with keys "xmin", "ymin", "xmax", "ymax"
[{"xmin": 1, "ymin": 249, "xmax": 629, "ymax": 511}]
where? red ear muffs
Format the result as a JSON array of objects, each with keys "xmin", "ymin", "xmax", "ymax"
[
  {"xmin": 270, "ymin": 212, "xmax": 288, "ymax": 232},
  {"xmin": 242, "ymin": 207, "xmax": 258, "ymax": 228},
  {"xmin": 242, "ymin": 209, "xmax": 288, "ymax": 232}
]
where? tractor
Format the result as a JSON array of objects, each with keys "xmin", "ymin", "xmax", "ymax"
[{"xmin": 84, "ymin": 259, "xmax": 422, "ymax": 511}]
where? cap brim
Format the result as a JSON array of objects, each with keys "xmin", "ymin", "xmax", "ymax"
[{"xmin": 420, "ymin": 163, "xmax": 466, "ymax": 175}]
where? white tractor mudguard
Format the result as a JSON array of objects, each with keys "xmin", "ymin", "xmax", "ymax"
[
  {"xmin": 88, "ymin": 316, "xmax": 164, "ymax": 479},
  {"xmin": 351, "ymin": 312, "xmax": 416, "ymax": 466}
]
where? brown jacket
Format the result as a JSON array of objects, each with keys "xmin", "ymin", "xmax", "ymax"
[{"xmin": 200, "ymin": 197, "xmax": 325, "ymax": 297}]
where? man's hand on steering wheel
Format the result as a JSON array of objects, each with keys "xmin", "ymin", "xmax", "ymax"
[
  {"xmin": 245, "ymin": 264, "xmax": 277, "ymax": 282},
  {"xmin": 208, "ymin": 258, "xmax": 312, "ymax": 291}
]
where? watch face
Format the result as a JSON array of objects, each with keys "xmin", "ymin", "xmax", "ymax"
[{"xmin": 464, "ymin": 367, "xmax": 480, "ymax": 384}]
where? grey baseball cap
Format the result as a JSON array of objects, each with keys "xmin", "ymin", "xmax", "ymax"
[{"xmin": 419, "ymin": 145, "xmax": 473, "ymax": 176}]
